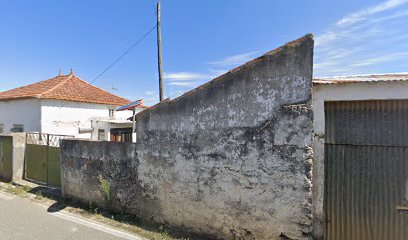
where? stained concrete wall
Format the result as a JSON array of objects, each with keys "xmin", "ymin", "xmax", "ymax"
[
  {"xmin": 11, "ymin": 133, "xmax": 26, "ymax": 182},
  {"xmin": 0, "ymin": 133, "xmax": 25, "ymax": 182},
  {"xmin": 61, "ymin": 34, "xmax": 314, "ymax": 240},
  {"xmin": 61, "ymin": 140, "xmax": 138, "ymax": 208}
]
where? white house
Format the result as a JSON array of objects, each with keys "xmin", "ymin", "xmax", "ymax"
[{"xmin": 0, "ymin": 70, "xmax": 146, "ymax": 141}]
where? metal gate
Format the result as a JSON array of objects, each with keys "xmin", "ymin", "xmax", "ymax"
[
  {"xmin": 325, "ymin": 100, "xmax": 408, "ymax": 240},
  {"xmin": 24, "ymin": 133, "xmax": 73, "ymax": 187},
  {"xmin": 0, "ymin": 136, "xmax": 13, "ymax": 182}
]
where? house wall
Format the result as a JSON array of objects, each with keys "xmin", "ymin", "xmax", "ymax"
[
  {"xmin": 61, "ymin": 34, "xmax": 314, "ymax": 240},
  {"xmin": 40, "ymin": 99, "xmax": 132, "ymax": 138},
  {"xmin": 311, "ymin": 80, "xmax": 408, "ymax": 239},
  {"xmin": 0, "ymin": 99, "xmax": 41, "ymax": 133},
  {"xmin": 90, "ymin": 121, "xmax": 110, "ymax": 141},
  {"xmin": 90, "ymin": 109, "xmax": 142, "ymax": 141}
]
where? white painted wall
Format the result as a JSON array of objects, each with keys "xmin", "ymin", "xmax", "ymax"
[
  {"xmin": 41, "ymin": 99, "xmax": 118, "ymax": 138},
  {"xmin": 0, "ymin": 99, "xmax": 41, "ymax": 133},
  {"xmin": 0, "ymin": 97, "xmax": 141, "ymax": 139},
  {"xmin": 90, "ymin": 108, "xmax": 143, "ymax": 142},
  {"xmin": 91, "ymin": 121, "xmax": 134, "ymax": 141},
  {"xmin": 312, "ymin": 80, "xmax": 408, "ymax": 234},
  {"xmin": 91, "ymin": 121, "xmax": 110, "ymax": 141}
]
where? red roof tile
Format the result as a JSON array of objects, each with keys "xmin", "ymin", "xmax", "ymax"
[{"xmin": 0, "ymin": 73, "xmax": 130, "ymax": 105}]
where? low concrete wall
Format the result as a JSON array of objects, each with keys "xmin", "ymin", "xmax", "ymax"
[
  {"xmin": 60, "ymin": 140, "xmax": 166, "ymax": 225},
  {"xmin": 61, "ymin": 34, "xmax": 314, "ymax": 240},
  {"xmin": 0, "ymin": 133, "xmax": 25, "ymax": 182}
]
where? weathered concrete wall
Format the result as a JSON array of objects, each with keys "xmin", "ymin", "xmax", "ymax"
[
  {"xmin": 61, "ymin": 140, "xmax": 141, "ymax": 209},
  {"xmin": 11, "ymin": 133, "xmax": 26, "ymax": 182},
  {"xmin": 61, "ymin": 34, "xmax": 314, "ymax": 240},
  {"xmin": 0, "ymin": 133, "xmax": 25, "ymax": 182}
]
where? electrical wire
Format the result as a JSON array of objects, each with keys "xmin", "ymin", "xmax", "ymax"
[{"xmin": 91, "ymin": 24, "xmax": 157, "ymax": 83}]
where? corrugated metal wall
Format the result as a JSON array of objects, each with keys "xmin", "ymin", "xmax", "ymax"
[{"xmin": 325, "ymin": 100, "xmax": 408, "ymax": 240}]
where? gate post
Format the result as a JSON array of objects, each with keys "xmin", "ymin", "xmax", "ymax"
[
  {"xmin": 46, "ymin": 133, "xmax": 49, "ymax": 185},
  {"xmin": 23, "ymin": 132, "xmax": 27, "ymax": 180}
]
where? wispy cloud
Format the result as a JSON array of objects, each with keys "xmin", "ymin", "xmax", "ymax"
[
  {"xmin": 168, "ymin": 81, "xmax": 196, "ymax": 86},
  {"xmin": 163, "ymin": 51, "xmax": 258, "ymax": 97},
  {"xmin": 208, "ymin": 51, "xmax": 258, "ymax": 67},
  {"xmin": 336, "ymin": 0, "xmax": 408, "ymax": 26},
  {"xmin": 350, "ymin": 51, "xmax": 408, "ymax": 67},
  {"xmin": 315, "ymin": 0, "xmax": 408, "ymax": 76},
  {"xmin": 144, "ymin": 90, "xmax": 156, "ymax": 95},
  {"xmin": 163, "ymin": 71, "xmax": 216, "ymax": 87},
  {"xmin": 164, "ymin": 72, "xmax": 213, "ymax": 81}
]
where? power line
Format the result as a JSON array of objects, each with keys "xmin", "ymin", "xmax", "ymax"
[{"xmin": 91, "ymin": 25, "xmax": 157, "ymax": 83}]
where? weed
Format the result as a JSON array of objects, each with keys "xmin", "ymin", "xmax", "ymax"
[
  {"xmin": 98, "ymin": 175, "xmax": 112, "ymax": 203},
  {"xmin": 88, "ymin": 201, "xmax": 95, "ymax": 210},
  {"xmin": 35, "ymin": 190, "xmax": 44, "ymax": 200}
]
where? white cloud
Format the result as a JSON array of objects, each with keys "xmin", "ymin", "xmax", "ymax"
[
  {"xmin": 162, "ymin": 72, "xmax": 214, "ymax": 88},
  {"xmin": 162, "ymin": 51, "xmax": 257, "ymax": 92},
  {"xmin": 314, "ymin": 0, "xmax": 408, "ymax": 76},
  {"xmin": 208, "ymin": 51, "xmax": 258, "ymax": 67},
  {"xmin": 350, "ymin": 51, "xmax": 408, "ymax": 67},
  {"xmin": 167, "ymin": 81, "xmax": 195, "ymax": 86},
  {"xmin": 159, "ymin": 51, "xmax": 255, "ymax": 95},
  {"xmin": 144, "ymin": 90, "xmax": 156, "ymax": 95},
  {"xmin": 164, "ymin": 72, "xmax": 213, "ymax": 81},
  {"xmin": 336, "ymin": 0, "xmax": 408, "ymax": 27}
]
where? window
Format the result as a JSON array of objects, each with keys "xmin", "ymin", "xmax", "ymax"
[
  {"xmin": 109, "ymin": 109, "xmax": 115, "ymax": 118},
  {"xmin": 11, "ymin": 124, "xmax": 24, "ymax": 133},
  {"xmin": 0, "ymin": 124, "xmax": 3, "ymax": 133},
  {"xmin": 110, "ymin": 128, "xmax": 133, "ymax": 142},
  {"xmin": 98, "ymin": 129, "xmax": 105, "ymax": 141}
]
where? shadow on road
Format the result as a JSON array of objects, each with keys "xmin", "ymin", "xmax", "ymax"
[
  {"xmin": 28, "ymin": 186, "xmax": 67, "ymax": 213},
  {"xmin": 29, "ymin": 186, "xmax": 61, "ymax": 200},
  {"xmin": 47, "ymin": 201, "xmax": 67, "ymax": 212},
  {"xmin": 20, "ymin": 184, "xmax": 213, "ymax": 240}
]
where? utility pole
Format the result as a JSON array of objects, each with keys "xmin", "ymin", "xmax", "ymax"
[{"xmin": 157, "ymin": 0, "xmax": 164, "ymax": 101}]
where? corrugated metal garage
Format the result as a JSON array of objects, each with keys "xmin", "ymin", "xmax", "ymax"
[{"xmin": 324, "ymin": 100, "xmax": 408, "ymax": 240}]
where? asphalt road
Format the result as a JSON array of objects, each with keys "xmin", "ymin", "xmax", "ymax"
[{"xmin": 0, "ymin": 191, "xmax": 143, "ymax": 240}]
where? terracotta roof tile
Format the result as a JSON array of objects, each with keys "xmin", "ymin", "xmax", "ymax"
[{"xmin": 0, "ymin": 73, "xmax": 130, "ymax": 105}]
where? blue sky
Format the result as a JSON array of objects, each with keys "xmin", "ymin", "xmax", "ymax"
[{"xmin": 1, "ymin": 0, "xmax": 408, "ymax": 105}]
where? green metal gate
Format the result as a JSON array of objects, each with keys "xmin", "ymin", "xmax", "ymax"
[
  {"xmin": 325, "ymin": 100, "xmax": 408, "ymax": 240},
  {"xmin": 0, "ymin": 136, "xmax": 13, "ymax": 182},
  {"xmin": 25, "ymin": 133, "xmax": 73, "ymax": 187}
]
